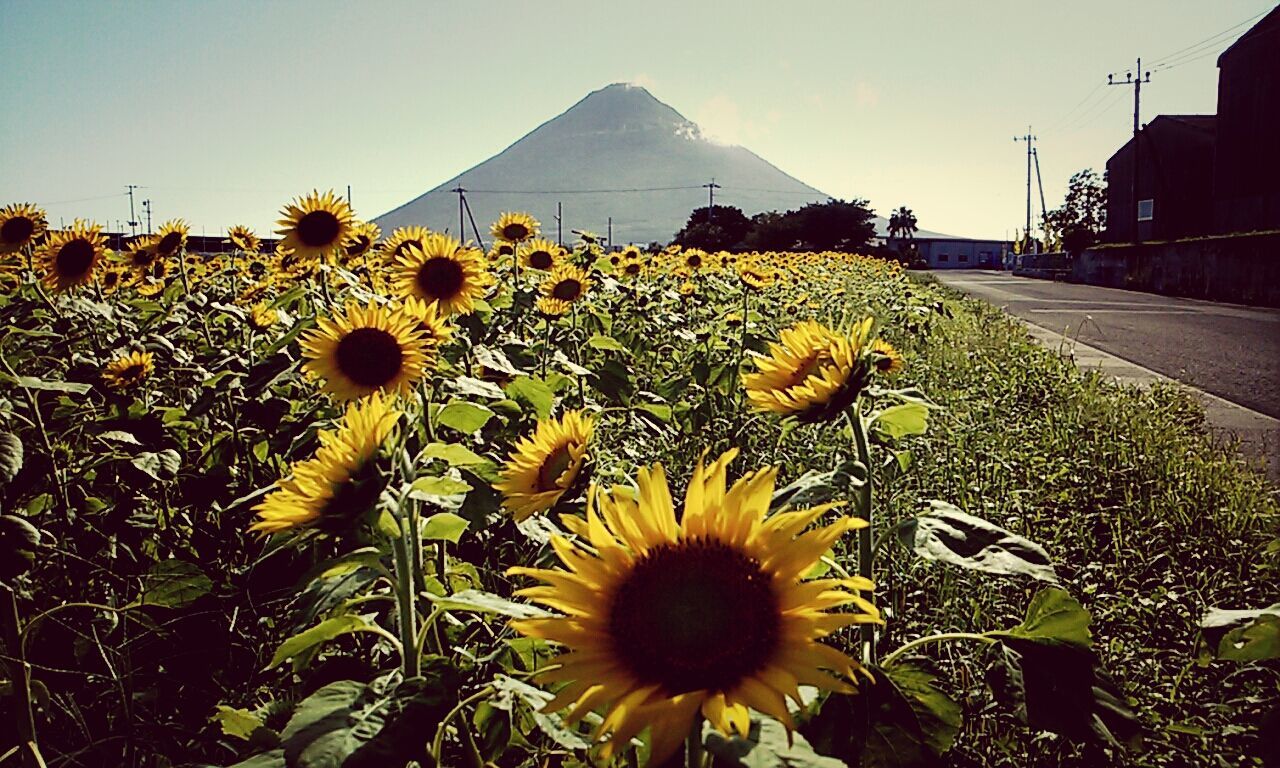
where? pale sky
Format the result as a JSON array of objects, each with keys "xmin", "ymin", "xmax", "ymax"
[{"xmin": 2, "ymin": 0, "xmax": 1273, "ymax": 241}]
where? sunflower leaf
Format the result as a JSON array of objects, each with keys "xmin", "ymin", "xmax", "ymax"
[
  {"xmin": 989, "ymin": 587, "xmax": 1092, "ymax": 648},
  {"xmin": 435, "ymin": 401, "xmax": 494, "ymax": 434},
  {"xmin": 0, "ymin": 431, "xmax": 23, "ymax": 485},
  {"xmin": 897, "ymin": 500, "xmax": 1058, "ymax": 584},
  {"xmin": 1200, "ymin": 604, "xmax": 1280, "ymax": 661},
  {"xmin": 424, "ymin": 589, "xmax": 551, "ymax": 619},
  {"xmin": 132, "ymin": 559, "xmax": 212, "ymax": 609},
  {"xmin": 708, "ymin": 714, "xmax": 847, "ymax": 767},
  {"xmin": 505, "ymin": 376, "xmax": 556, "ymax": 419},
  {"xmin": 870, "ymin": 403, "xmax": 930, "ymax": 440},
  {"xmin": 4, "ymin": 375, "xmax": 91, "ymax": 394},
  {"xmin": 268, "ymin": 615, "xmax": 371, "ymax": 671},
  {"xmin": 420, "ymin": 512, "xmax": 469, "ymax": 543},
  {"xmin": 213, "ymin": 705, "xmax": 265, "ymax": 741}
]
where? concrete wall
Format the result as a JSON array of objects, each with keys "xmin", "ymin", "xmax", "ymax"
[{"xmin": 1075, "ymin": 231, "xmax": 1280, "ymax": 307}]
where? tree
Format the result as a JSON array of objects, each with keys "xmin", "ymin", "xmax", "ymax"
[
  {"xmin": 741, "ymin": 211, "xmax": 800, "ymax": 251},
  {"xmin": 1046, "ymin": 169, "xmax": 1106, "ymax": 254},
  {"xmin": 887, "ymin": 206, "xmax": 918, "ymax": 244},
  {"xmin": 672, "ymin": 205, "xmax": 751, "ymax": 250},
  {"xmin": 791, "ymin": 199, "xmax": 877, "ymax": 252}
]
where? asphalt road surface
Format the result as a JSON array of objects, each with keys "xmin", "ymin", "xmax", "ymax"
[{"xmin": 931, "ymin": 271, "xmax": 1280, "ymax": 419}]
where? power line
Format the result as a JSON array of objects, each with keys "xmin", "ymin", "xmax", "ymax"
[
  {"xmin": 1147, "ymin": 8, "xmax": 1267, "ymax": 67},
  {"xmin": 1042, "ymin": 80, "xmax": 1107, "ymax": 134},
  {"xmin": 1057, "ymin": 87, "xmax": 1127, "ymax": 134}
]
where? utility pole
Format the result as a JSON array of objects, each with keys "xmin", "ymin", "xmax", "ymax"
[
  {"xmin": 607, "ymin": 217, "xmax": 612, "ymax": 251},
  {"xmin": 347, "ymin": 184, "xmax": 352, "ymax": 210},
  {"xmin": 1109, "ymin": 59, "xmax": 1150, "ymax": 243},
  {"xmin": 1013, "ymin": 129, "xmax": 1035, "ymax": 253},
  {"xmin": 126, "ymin": 184, "xmax": 140, "ymax": 237},
  {"xmin": 1032, "ymin": 147, "xmax": 1048, "ymax": 248},
  {"xmin": 702, "ymin": 178, "xmax": 720, "ymax": 223},
  {"xmin": 461, "ymin": 194, "xmax": 485, "ymax": 251},
  {"xmin": 451, "ymin": 186, "xmax": 466, "ymax": 243},
  {"xmin": 142, "ymin": 200, "xmax": 152, "ymax": 234},
  {"xmin": 556, "ymin": 201, "xmax": 563, "ymax": 246}
]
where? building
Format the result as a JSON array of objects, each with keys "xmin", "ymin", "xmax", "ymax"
[
  {"xmin": 1104, "ymin": 115, "xmax": 1216, "ymax": 242},
  {"xmin": 1104, "ymin": 7, "xmax": 1280, "ymax": 243},
  {"xmin": 906, "ymin": 237, "xmax": 1009, "ymax": 269}
]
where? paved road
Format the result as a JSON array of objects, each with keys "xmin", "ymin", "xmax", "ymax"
[{"xmin": 932, "ymin": 271, "xmax": 1280, "ymax": 418}]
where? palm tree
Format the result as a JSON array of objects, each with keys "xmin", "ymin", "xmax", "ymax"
[{"xmin": 887, "ymin": 206, "xmax": 918, "ymax": 250}]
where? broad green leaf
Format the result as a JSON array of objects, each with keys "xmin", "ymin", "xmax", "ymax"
[
  {"xmin": 0, "ymin": 515, "xmax": 41, "ymax": 580},
  {"xmin": 421, "ymin": 442, "xmax": 489, "ymax": 467},
  {"xmin": 987, "ymin": 637, "xmax": 1141, "ymax": 751},
  {"xmin": 7, "ymin": 375, "xmax": 91, "ymax": 394},
  {"xmin": 99, "ymin": 430, "xmax": 141, "ymax": 445},
  {"xmin": 435, "ymin": 400, "xmax": 494, "ymax": 434},
  {"xmin": 871, "ymin": 403, "xmax": 930, "ymax": 440},
  {"xmin": 420, "ymin": 512, "xmax": 469, "ymax": 543},
  {"xmin": 587, "ymin": 334, "xmax": 628, "ymax": 353},
  {"xmin": 409, "ymin": 475, "xmax": 472, "ymax": 499},
  {"xmin": 990, "ymin": 587, "xmax": 1092, "ymax": 648},
  {"xmin": 771, "ymin": 459, "xmax": 863, "ymax": 512},
  {"xmin": 0, "ymin": 432, "xmax": 22, "ymax": 485},
  {"xmin": 134, "ymin": 560, "xmax": 211, "ymax": 609},
  {"xmin": 130, "ymin": 449, "xmax": 182, "ymax": 481},
  {"xmin": 1201, "ymin": 604, "xmax": 1280, "ymax": 662},
  {"xmin": 213, "ymin": 705, "xmax": 264, "ymax": 740},
  {"xmin": 269, "ymin": 616, "xmax": 370, "ymax": 671},
  {"xmin": 424, "ymin": 589, "xmax": 552, "ymax": 619},
  {"xmin": 707, "ymin": 715, "xmax": 847, "ymax": 767},
  {"xmin": 450, "ymin": 376, "xmax": 507, "ymax": 400},
  {"xmin": 636, "ymin": 402, "xmax": 672, "ymax": 423},
  {"xmin": 489, "ymin": 674, "xmax": 592, "ymax": 750},
  {"xmin": 898, "ymin": 500, "xmax": 1058, "ymax": 584},
  {"xmin": 505, "ymin": 376, "xmax": 555, "ymax": 419},
  {"xmin": 226, "ymin": 749, "xmax": 285, "ymax": 768},
  {"xmin": 883, "ymin": 663, "xmax": 961, "ymax": 757}
]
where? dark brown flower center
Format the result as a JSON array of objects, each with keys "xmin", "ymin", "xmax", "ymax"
[
  {"xmin": 296, "ymin": 210, "xmax": 340, "ymax": 248},
  {"xmin": 2, "ymin": 216, "xmax": 35, "ymax": 245},
  {"xmin": 335, "ymin": 327, "xmax": 404, "ymax": 389},
  {"xmin": 120, "ymin": 364, "xmax": 145, "ymax": 381},
  {"xmin": 537, "ymin": 444, "xmax": 574, "ymax": 491},
  {"xmin": 609, "ymin": 541, "xmax": 780, "ymax": 695},
  {"xmin": 502, "ymin": 223, "xmax": 529, "ymax": 241},
  {"xmin": 528, "ymin": 250, "xmax": 553, "ymax": 270},
  {"xmin": 156, "ymin": 231, "xmax": 183, "ymax": 256},
  {"xmin": 416, "ymin": 257, "xmax": 465, "ymax": 301},
  {"xmin": 56, "ymin": 239, "xmax": 95, "ymax": 277},
  {"xmin": 497, "ymin": 243, "xmax": 514, "ymax": 256},
  {"xmin": 624, "ymin": 263, "xmax": 640, "ymax": 275},
  {"xmin": 131, "ymin": 248, "xmax": 155, "ymax": 267},
  {"xmin": 686, "ymin": 254, "xmax": 703, "ymax": 268},
  {"xmin": 393, "ymin": 239, "xmax": 423, "ymax": 258},
  {"xmin": 551, "ymin": 279, "xmax": 581, "ymax": 301}
]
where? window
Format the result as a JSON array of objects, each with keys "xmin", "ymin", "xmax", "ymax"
[
  {"xmin": 1138, "ymin": 199, "xmax": 1154, "ymax": 221},
  {"xmin": 938, "ymin": 252, "xmax": 949, "ymax": 262},
  {"xmin": 959, "ymin": 253, "xmax": 969, "ymax": 263}
]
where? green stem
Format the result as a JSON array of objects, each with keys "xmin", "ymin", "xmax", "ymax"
[
  {"xmin": 1, "ymin": 585, "xmax": 38, "ymax": 768},
  {"xmin": 391, "ymin": 523, "xmax": 420, "ymax": 679},
  {"xmin": 880, "ymin": 632, "xmax": 996, "ymax": 668},
  {"xmin": 686, "ymin": 717, "xmax": 705, "ymax": 768},
  {"xmin": 431, "ymin": 685, "xmax": 496, "ymax": 764},
  {"xmin": 846, "ymin": 405, "xmax": 876, "ymax": 663}
]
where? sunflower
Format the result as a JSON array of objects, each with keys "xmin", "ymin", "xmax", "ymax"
[
  {"xmin": 152, "ymin": 219, "xmax": 189, "ymax": 258},
  {"xmin": 102, "ymin": 350, "xmax": 154, "ymax": 390},
  {"xmin": 125, "ymin": 236, "xmax": 159, "ymax": 273},
  {"xmin": 536, "ymin": 297, "xmax": 571, "ymax": 316},
  {"xmin": 738, "ymin": 263, "xmax": 776, "ymax": 290},
  {"xmin": 618, "ymin": 259, "xmax": 643, "ymax": 280},
  {"xmin": 540, "ymin": 264, "xmax": 590, "ymax": 304},
  {"xmin": 99, "ymin": 265, "xmax": 128, "ymax": 295},
  {"xmin": 380, "ymin": 225, "xmax": 433, "ymax": 264},
  {"xmin": 743, "ymin": 318, "xmax": 875, "ymax": 422},
  {"xmin": 38, "ymin": 221, "xmax": 105, "ymax": 292},
  {"xmin": 509, "ymin": 449, "xmax": 878, "ymax": 764},
  {"xmin": 519, "ymin": 238, "xmax": 561, "ymax": 271},
  {"xmin": 491, "ymin": 212, "xmax": 540, "ymax": 244},
  {"xmin": 275, "ymin": 190, "xmax": 354, "ymax": 259},
  {"xmin": 488, "ymin": 241, "xmax": 515, "ymax": 264},
  {"xmin": 248, "ymin": 302, "xmax": 279, "ymax": 331},
  {"xmin": 394, "ymin": 297, "xmax": 453, "ymax": 348},
  {"xmin": 494, "ymin": 410, "xmax": 594, "ymax": 521},
  {"xmin": 227, "ymin": 224, "xmax": 260, "ymax": 253},
  {"xmin": 394, "ymin": 234, "xmax": 492, "ymax": 315},
  {"xmin": 870, "ymin": 339, "xmax": 903, "ymax": 375},
  {"xmin": 682, "ymin": 248, "xmax": 706, "ymax": 272},
  {"xmin": 342, "ymin": 221, "xmax": 380, "ymax": 261},
  {"xmin": 0, "ymin": 203, "xmax": 47, "ymax": 253},
  {"xmin": 300, "ymin": 301, "xmax": 429, "ymax": 401},
  {"xmin": 250, "ymin": 394, "xmax": 401, "ymax": 534}
]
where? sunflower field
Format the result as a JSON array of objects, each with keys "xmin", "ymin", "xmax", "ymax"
[{"xmin": 0, "ymin": 195, "xmax": 1276, "ymax": 768}]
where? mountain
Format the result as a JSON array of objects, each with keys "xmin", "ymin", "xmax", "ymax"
[{"xmin": 374, "ymin": 83, "xmax": 952, "ymax": 245}]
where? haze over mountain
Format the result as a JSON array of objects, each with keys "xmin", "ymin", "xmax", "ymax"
[{"xmin": 375, "ymin": 83, "xmax": 952, "ymax": 245}]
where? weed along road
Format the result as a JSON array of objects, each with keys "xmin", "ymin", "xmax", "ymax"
[{"xmin": 932, "ymin": 270, "xmax": 1280, "ymax": 419}]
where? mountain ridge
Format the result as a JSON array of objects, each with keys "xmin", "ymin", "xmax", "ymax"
[{"xmin": 375, "ymin": 83, "xmax": 952, "ymax": 244}]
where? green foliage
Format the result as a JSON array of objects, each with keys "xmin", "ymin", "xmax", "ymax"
[{"xmin": 897, "ymin": 500, "xmax": 1059, "ymax": 583}]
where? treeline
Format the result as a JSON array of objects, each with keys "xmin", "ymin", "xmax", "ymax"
[{"xmin": 670, "ymin": 199, "xmax": 878, "ymax": 253}]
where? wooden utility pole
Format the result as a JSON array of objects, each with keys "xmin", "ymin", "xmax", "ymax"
[
  {"xmin": 1109, "ymin": 59, "xmax": 1151, "ymax": 243},
  {"xmin": 1013, "ymin": 129, "xmax": 1035, "ymax": 253},
  {"xmin": 451, "ymin": 186, "xmax": 466, "ymax": 241},
  {"xmin": 702, "ymin": 178, "xmax": 721, "ymax": 223}
]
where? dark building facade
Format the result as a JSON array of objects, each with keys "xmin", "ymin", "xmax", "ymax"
[
  {"xmin": 1213, "ymin": 6, "xmax": 1280, "ymax": 234},
  {"xmin": 1104, "ymin": 6, "xmax": 1280, "ymax": 243},
  {"xmin": 1105, "ymin": 115, "xmax": 1216, "ymax": 242}
]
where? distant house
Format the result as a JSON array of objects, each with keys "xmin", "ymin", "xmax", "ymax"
[
  {"xmin": 903, "ymin": 237, "xmax": 1008, "ymax": 269},
  {"xmin": 1103, "ymin": 6, "xmax": 1279, "ymax": 243}
]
